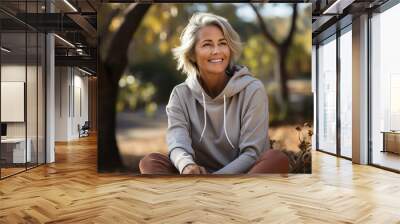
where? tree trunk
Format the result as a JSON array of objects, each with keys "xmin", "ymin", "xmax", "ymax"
[
  {"xmin": 279, "ymin": 48, "xmax": 289, "ymax": 104},
  {"xmin": 279, "ymin": 48, "xmax": 289, "ymax": 118},
  {"xmin": 98, "ymin": 4, "xmax": 151, "ymax": 172},
  {"xmin": 98, "ymin": 62, "xmax": 121, "ymax": 172},
  {"xmin": 250, "ymin": 3, "xmax": 297, "ymax": 119},
  {"xmin": 273, "ymin": 56, "xmax": 284, "ymax": 113}
]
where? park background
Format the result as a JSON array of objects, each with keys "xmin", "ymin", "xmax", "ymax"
[{"xmin": 98, "ymin": 3, "xmax": 312, "ymax": 173}]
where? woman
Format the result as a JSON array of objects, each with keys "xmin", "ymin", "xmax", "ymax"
[{"xmin": 139, "ymin": 12, "xmax": 289, "ymax": 174}]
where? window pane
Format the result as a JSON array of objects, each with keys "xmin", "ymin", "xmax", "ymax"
[
  {"xmin": 340, "ymin": 29, "xmax": 352, "ymax": 158},
  {"xmin": 371, "ymin": 4, "xmax": 400, "ymax": 171},
  {"xmin": 317, "ymin": 37, "xmax": 337, "ymax": 154}
]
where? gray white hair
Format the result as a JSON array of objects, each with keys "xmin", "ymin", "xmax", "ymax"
[{"xmin": 172, "ymin": 12, "xmax": 242, "ymax": 77}]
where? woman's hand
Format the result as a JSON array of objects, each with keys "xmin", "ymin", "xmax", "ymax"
[
  {"xmin": 182, "ymin": 164, "xmax": 208, "ymax": 174},
  {"xmin": 198, "ymin": 166, "xmax": 208, "ymax": 174}
]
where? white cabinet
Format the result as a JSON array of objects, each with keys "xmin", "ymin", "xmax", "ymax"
[{"xmin": 1, "ymin": 138, "xmax": 32, "ymax": 163}]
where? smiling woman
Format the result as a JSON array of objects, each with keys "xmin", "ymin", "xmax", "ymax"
[
  {"xmin": 139, "ymin": 12, "xmax": 290, "ymax": 175},
  {"xmin": 194, "ymin": 25, "xmax": 231, "ymax": 98}
]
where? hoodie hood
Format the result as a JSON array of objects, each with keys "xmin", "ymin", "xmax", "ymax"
[{"xmin": 185, "ymin": 65, "xmax": 258, "ymax": 103}]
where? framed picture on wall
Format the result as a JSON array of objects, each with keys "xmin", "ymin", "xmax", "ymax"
[{"xmin": 1, "ymin": 81, "xmax": 25, "ymax": 122}]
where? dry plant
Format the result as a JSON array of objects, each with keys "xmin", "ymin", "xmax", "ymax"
[{"xmin": 270, "ymin": 123, "xmax": 312, "ymax": 173}]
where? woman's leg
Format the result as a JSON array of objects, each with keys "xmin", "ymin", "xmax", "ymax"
[
  {"xmin": 139, "ymin": 153, "xmax": 179, "ymax": 174},
  {"xmin": 248, "ymin": 150, "xmax": 289, "ymax": 174}
]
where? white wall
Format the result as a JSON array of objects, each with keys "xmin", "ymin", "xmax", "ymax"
[
  {"xmin": 1, "ymin": 63, "xmax": 46, "ymax": 164},
  {"xmin": 1, "ymin": 65, "xmax": 31, "ymax": 138},
  {"xmin": 55, "ymin": 67, "xmax": 89, "ymax": 141},
  {"xmin": 55, "ymin": 67, "xmax": 70, "ymax": 141}
]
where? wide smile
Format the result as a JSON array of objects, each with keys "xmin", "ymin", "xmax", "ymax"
[{"xmin": 208, "ymin": 58, "xmax": 224, "ymax": 64}]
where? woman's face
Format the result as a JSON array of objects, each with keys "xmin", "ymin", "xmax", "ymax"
[{"xmin": 194, "ymin": 25, "xmax": 231, "ymax": 76}]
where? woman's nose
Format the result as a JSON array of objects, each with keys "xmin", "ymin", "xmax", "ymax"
[{"xmin": 211, "ymin": 46, "xmax": 220, "ymax": 54}]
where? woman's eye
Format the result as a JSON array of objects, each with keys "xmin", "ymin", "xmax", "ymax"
[
  {"xmin": 220, "ymin": 42, "xmax": 227, "ymax": 45},
  {"xmin": 203, "ymin": 43, "xmax": 211, "ymax": 47}
]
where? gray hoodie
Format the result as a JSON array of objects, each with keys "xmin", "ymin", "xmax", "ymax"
[{"xmin": 166, "ymin": 66, "xmax": 269, "ymax": 174}]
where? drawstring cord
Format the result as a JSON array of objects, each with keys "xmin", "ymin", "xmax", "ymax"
[
  {"xmin": 199, "ymin": 91, "xmax": 207, "ymax": 143},
  {"xmin": 199, "ymin": 92, "xmax": 235, "ymax": 150},
  {"xmin": 223, "ymin": 94, "xmax": 235, "ymax": 149}
]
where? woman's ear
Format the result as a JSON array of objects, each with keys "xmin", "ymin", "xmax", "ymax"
[
  {"xmin": 191, "ymin": 58, "xmax": 197, "ymax": 67},
  {"xmin": 189, "ymin": 55, "xmax": 196, "ymax": 63},
  {"xmin": 188, "ymin": 49, "xmax": 196, "ymax": 63}
]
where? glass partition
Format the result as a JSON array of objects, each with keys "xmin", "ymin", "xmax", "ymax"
[
  {"xmin": 0, "ymin": 1, "xmax": 46, "ymax": 179},
  {"xmin": 38, "ymin": 32, "xmax": 45, "ymax": 165},
  {"xmin": 26, "ymin": 0, "xmax": 43, "ymax": 169},
  {"xmin": 1, "ymin": 30, "xmax": 28, "ymax": 177},
  {"xmin": 27, "ymin": 30, "xmax": 38, "ymax": 169}
]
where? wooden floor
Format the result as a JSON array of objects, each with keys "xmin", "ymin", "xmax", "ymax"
[
  {"xmin": 1, "ymin": 167, "xmax": 26, "ymax": 178},
  {"xmin": 1, "ymin": 135, "xmax": 400, "ymax": 223},
  {"xmin": 372, "ymin": 150, "xmax": 400, "ymax": 171}
]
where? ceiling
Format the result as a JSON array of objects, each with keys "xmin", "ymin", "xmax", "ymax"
[
  {"xmin": 0, "ymin": 0, "xmax": 99, "ymax": 74},
  {"xmin": 1, "ymin": 0, "xmax": 395, "ymax": 73},
  {"xmin": 311, "ymin": 0, "xmax": 389, "ymax": 43}
]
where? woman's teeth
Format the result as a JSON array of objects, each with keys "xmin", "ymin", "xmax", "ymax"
[{"xmin": 209, "ymin": 59, "xmax": 223, "ymax": 63}]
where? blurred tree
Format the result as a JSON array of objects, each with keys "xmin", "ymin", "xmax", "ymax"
[
  {"xmin": 119, "ymin": 4, "xmax": 189, "ymax": 113},
  {"xmin": 117, "ymin": 3, "xmax": 311, "ymax": 122},
  {"xmin": 286, "ymin": 5, "xmax": 311, "ymax": 79},
  {"xmin": 250, "ymin": 3, "xmax": 298, "ymax": 119},
  {"xmin": 241, "ymin": 34, "xmax": 275, "ymax": 81},
  {"xmin": 117, "ymin": 73, "xmax": 158, "ymax": 117},
  {"xmin": 98, "ymin": 3, "xmax": 150, "ymax": 172}
]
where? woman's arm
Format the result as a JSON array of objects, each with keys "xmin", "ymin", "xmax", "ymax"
[
  {"xmin": 169, "ymin": 148, "xmax": 195, "ymax": 173},
  {"xmin": 213, "ymin": 83, "xmax": 269, "ymax": 174},
  {"xmin": 166, "ymin": 87, "xmax": 197, "ymax": 173}
]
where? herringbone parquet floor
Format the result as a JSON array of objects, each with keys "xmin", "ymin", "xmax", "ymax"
[{"xmin": 1, "ymin": 135, "xmax": 400, "ymax": 223}]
